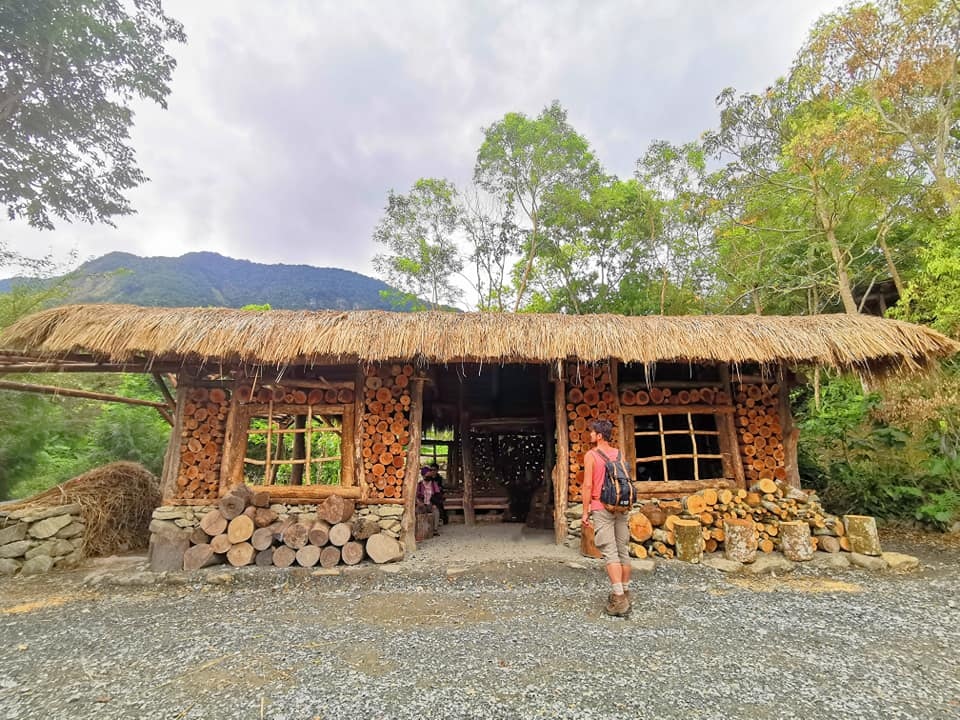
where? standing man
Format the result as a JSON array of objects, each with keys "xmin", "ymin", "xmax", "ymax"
[{"xmin": 581, "ymin": 419, "xmax": 632, "ymax": 617}]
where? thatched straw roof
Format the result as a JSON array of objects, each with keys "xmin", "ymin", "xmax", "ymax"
[{"xmin": 1, "ymin": 304, "xmax": 956, "ymax": 377}]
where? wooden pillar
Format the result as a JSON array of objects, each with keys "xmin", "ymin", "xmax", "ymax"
[
  {"xmin": 541, "ymin": 367, "xmax": 555, "ymax": 496},
  {"xmin": 552, "ymin": 363, "xmax": 570, "ymax": 544},
  {"xmin": 354, "ymin": 366, "xmax": 367, "ymax": 499},
  {"xmin": 778, "ymin": 379, "xmax": 801, "ymax": 489},
  {"xmin": 458, "ymin": 379, "xmax": 476, "ymax": 526},
  {"xmin": 400, "ymin": 377, "xmax": 425, "ymax": 551},
  {"xmin": 160, "ymin": 381, "xmax": 188, "ymax": 502},
  {"xmin": 718, "ymin": 364, "xmax": 746, "ymax": 489},
  {"xmin": 610, "ymin": 360, "xmax": 626, "ymax": 455}
]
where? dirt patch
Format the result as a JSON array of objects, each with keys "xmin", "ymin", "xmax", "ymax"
[
  {"xmin": 1, "ymin": 591, "xmax": 100, "ymax": 614},
  {"xmin": 725, "ymin": 576, "xmax": 863, "ymax": 594}
]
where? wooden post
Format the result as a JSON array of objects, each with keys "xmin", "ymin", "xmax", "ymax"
[
  {"xmin": 610, "ymin": 360, "xmax": 626, "ymax": 455},
  {"xmin": 718, "ymin": 365, "xmax": 746, "ymax": 489},
  {"xmin": 778, "ymin": 379, "xmax": 802, "ymax": 489},
  {"xmin": 354, "ymin": 366, "xmax": 366, "ymax": 500},
  {"xmin": 400, "ymin": 377, "xmax": 425, "ymax": 551},
  {"xmin": 159, "ymin": 381, "xmax": 188, "ymax": 502},
  {"xmin": 461, "ymin": 411, "xmax": 476, "ymax": 527},
  {"xmin": 541, "ymin": 367, "xmax": 555, "ymax": 497},
  {"xmin": 553, "ymin": 363, "xmax": 570, "ymax": 544},
  {"xmin": 219, "ymin": 383, "xmax": 249, "ymax": 496}
]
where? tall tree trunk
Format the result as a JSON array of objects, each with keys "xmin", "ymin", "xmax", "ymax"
[
  {"xmin": 659, "ymin": 268, "xmax": 668, "ymax": 314},
  {"xmin": 814, "ymin": 188, "xmax": 858, "ymax": 314},
  {"xmin": 513, "ymin": 211, "xmax": 538, "ymax": 312},
  {"xmin": 876, "ymin": 221, "xmax": 905, "ymax": 297}
]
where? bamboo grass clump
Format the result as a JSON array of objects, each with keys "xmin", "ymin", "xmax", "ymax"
[
  {"xmin": 2, "ymin": 462, "xmax": 161, "ymax": 556},
  {"xmin": 1, "ymin": 305, "xmax": 957, "ymax": 377}
]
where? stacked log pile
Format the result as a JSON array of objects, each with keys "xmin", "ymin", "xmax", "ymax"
[
  {"xmin": 734, "ymin": 383, "xmax": 787, "ymax": 485},
  {"xmin": 618, "ymin": 385, "xmax": 730, "ymax": 407},
  {"xmin": 570, "ymin": 478, "xmax": 851, "ymax": 560},
  {"xmin": 360, "ymin": 365, "xmax": 413, "ymax": 501},
  {"xmin": 176, "ymin": 386, "xmax": 230, "ymax": 500},
  {"xmin": 182, "ymin": 486, "xmax": 402, "ymax": 570},
  {"xmin": 234, "ymin": 382, "xmax": 355, "ymax": 407},
  {"xmin": 565, "ymin": 362, "xmax": 619, "ymax": 502}
]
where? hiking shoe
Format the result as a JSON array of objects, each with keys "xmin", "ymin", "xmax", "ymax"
[
  {"xmin": 604, "ymin": 592, "xmax": 630, "ymax": 617},
  {"xmin": 607, "ymin": 591, "xmax": 632, "ymax": 610}
]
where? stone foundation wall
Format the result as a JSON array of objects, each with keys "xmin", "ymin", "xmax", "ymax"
[
  {"xmin": 0, "ymin": 504, "xmax": 86, "ymax": 576},
  {"xmin": 149, "ymin": 502, "xmax": 406, "ymax": 572},
  {"xmin": 151, "ymin": 502, "xmax": 404, "ymax": 539}
]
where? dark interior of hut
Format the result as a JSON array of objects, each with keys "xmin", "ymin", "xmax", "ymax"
[{"xmin": 420, "ymin": 364, "xmax": 552, "ymax": 526}]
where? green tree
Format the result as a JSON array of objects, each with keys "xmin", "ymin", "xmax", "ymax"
[
  {"xmin": 531, "ymin": 177, "xmax": 658, "ymax": 314},
  {"xmin": 636, "ymin": 141, "xmax": 718, "ymax": 314},
  {"xmin": 85, "ymin": 374, "xmax": 169, "ymax": 475},
  {"xmin": 893, "ymin": 208, "xmax": 960, "ymax": 337},
  {"xmin": 704, "ymin": 81, "xmax": 901, "ymax": 315},
  {"xmin": 373, "ymin": 178, "xmax": 464, "ymax": 310},
  {"xmin": 798, "ymin": 0, "xmax": 960, "ymax": 211},
  {"xmin": 0, "ymin": 0, "xmax": 186, "ymax": 230},
  {"xmin": 475, "ymin": 100, "xmax": 602, "ymax": 311},
  {"xmin": 459, "ymin": 186, "xmax": 519, "ymax": 312}
]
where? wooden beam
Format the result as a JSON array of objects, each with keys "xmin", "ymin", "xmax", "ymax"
[
  {"xmin": 152, "ymin": 372, "xmax": 177, "ymax": 409},
  {"xmin": 620, "ymin": 403, "xmax": 735, "ymax": 416},
  {"xmin": 0, "ymin": 379, "xmax": 171, "ymax": 410},
  {"xmin": 400, "ymin": 377, "xmax": 425, "ymax": 551},
  {"xmin": 247, "ymin": 484, "xmax": 361, "ymax": 500},
  {"xmin": 635, "ymin": 479, "xmax": 733, "ymax": 496}
]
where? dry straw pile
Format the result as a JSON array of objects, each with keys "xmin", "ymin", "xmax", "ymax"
[{"xmin": 3, "ymin": 462, "xmax": 160, "ymax": 556}]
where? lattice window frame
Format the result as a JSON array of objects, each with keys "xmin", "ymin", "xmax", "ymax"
[
  {"xmin": 237, "ymin": 401, "xmax": 355, "ymax": 489},
  {"xmin": 621, "ymin": 404, "xmax": 737, "ymax": 484}
]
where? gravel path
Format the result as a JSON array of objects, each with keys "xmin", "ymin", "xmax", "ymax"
[{"xmin": 1, "ymin": 526, "xmax": 958, "ymax": 720}]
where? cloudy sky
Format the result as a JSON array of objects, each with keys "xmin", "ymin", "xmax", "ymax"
[{"xmin": 5, "ymin": 0, "xmax": 846, "ymax": 278}]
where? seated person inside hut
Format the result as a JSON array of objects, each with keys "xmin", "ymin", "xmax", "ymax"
[
  {"xmin": 416, "ymin": 467, "xmax": 443, "ymax": 533},
  {"xmin": 425, "ymin": 463, "xmax": 447, "ymax": 524}
]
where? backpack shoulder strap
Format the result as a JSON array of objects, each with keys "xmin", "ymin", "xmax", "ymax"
[{"xmin": 594, "ymin": 448, "xmax": 610, "ymax": 463}]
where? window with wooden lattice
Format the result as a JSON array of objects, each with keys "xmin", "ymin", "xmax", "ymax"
[
  {"xmin": 623, "ymin": 406, "xmax": 734, "ymax": 483},
  {"xmin": 239, "ymin": 402, "xmax": 355, "ymax": 488}
]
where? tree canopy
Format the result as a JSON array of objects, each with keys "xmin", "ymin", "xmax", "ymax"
[{"xmin": 0, "ymin": 0, "xmax": 185, "ymax": 231}]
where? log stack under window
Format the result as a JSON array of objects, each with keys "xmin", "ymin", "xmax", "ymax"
[
  {"xmin": 360, "ymin": 364, "xmax": 413, "ymax": 501},
  {"xmin": 176, "ymin": 386, "xmax": 230, "ymax": 500},
  {"xmin": 565, "ymin": 362, "xmax": 619, "ymax": 502},
  {"xmin": 609, "ymin": 479, "xmax": 849, "ymax": 559}
]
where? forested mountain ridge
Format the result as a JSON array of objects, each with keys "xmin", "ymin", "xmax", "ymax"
[{"xmin": 0, "ymin": 251, "xmax": 399, "ymax": 310}]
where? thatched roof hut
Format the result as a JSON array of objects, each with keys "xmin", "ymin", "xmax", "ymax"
[
  {"xmin": 0, "ymin": 304, "xmax": 956, "ymax": 376},
  {"xmin": 2, "ymin": 304, "xmax": 957, "ymax": 556}
]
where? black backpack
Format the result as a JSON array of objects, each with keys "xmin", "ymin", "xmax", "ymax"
[{"xmin": 595, "ymin": 448, "xmax": 637, "ymax": 513}]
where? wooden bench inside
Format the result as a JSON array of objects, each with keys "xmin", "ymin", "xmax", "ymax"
[{"xmin": 444, "ymin": 495, "xmax": 510, "ymax": 512}]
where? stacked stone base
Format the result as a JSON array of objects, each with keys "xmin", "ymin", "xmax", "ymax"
[
  {"xmin": 0, "ymin": 504, "xmax": 86, "ymax": 576},
  {"xmin": 149, "ymin": 502, "xmax": 406, "ymax": 572}
]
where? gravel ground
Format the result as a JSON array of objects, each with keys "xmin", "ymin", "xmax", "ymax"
[{"xmin": 1, "ymin": 525, "xmax": 958, "ymax": 720}]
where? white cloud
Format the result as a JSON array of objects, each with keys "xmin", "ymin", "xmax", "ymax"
[{"xmin": 2, "ymin": 0, "xmax": 846, "ymax": 277}]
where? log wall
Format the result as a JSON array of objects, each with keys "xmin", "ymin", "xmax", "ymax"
[
  {"xmin": 734, "ymin": 382, "xmax": 788, "ymax": 486},
  {"xmin": 360, "ymin": 364, "xmax": 414, "ymax": 502},
  {"xmin": 563, "ymin": 361, "xmax": 620, "ymax": 503},
  {"xmin": 174, "ymin": 386, "xmax": 230, "ymax": 500}
]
